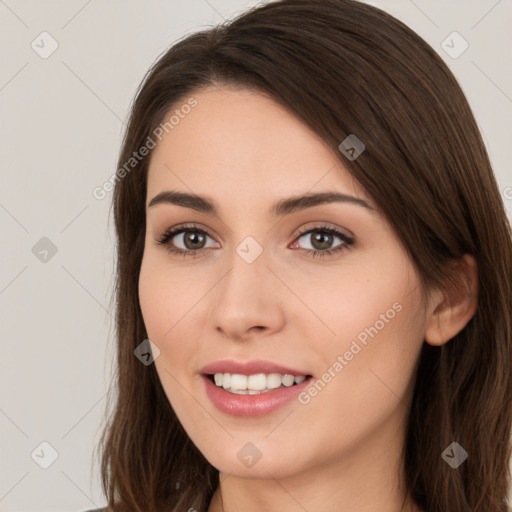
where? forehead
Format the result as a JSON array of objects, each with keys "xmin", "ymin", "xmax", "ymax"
[{"xmin": 146, "ymin": 86, "xmax": 368, "ymax": 206}]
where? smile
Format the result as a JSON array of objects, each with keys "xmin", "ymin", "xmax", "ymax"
[
  {"xmin": 211, "ymin": 372, "xmax": 308, "ymax": 394},
  {"xmin": 201, "ymin": 373, "xmax": 314, "ymax": 416}
]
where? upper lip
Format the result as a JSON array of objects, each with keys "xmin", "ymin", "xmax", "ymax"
[{"xmin": 200, "ymin": 359, "xmax": 312, "ymax": 376}]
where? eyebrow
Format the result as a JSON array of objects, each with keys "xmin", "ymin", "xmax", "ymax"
[{"xmin": 148, "ymin": 190, "xmax": 376, "ymax": 216}]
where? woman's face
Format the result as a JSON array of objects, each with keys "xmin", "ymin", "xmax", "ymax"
[{"xmin": 139, "ymin": 86, "xmax": 429, "ymax": 480}]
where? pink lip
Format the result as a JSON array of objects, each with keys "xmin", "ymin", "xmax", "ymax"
[
  {"xmin": 201, "ymin": 374, "xmax": 313, "ymax": 417},
  {"xmin": 200, "ymin": 359, "xmax": 311, "ymax": 377}
]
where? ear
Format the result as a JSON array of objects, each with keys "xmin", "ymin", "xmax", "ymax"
[{"xmin": 425, "ymin": 254, "xmax": 478, "ymax": 346}]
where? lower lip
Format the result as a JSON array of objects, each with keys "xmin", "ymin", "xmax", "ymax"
[{"xmin": 201, "ymin": 374, "xmax": 313, "ymax": 417}]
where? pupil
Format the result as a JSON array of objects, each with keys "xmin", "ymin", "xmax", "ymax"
[
  {"xmin": 185, "ymin": 232, "xmax": 204, "ymax": 249},
  {"xmin": 313, "ymin": 232, "xmax": 331, "ymax": 250}
]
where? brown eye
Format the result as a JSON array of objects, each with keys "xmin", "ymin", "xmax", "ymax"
[
  {"xmin": 180, "ymin": 231, "xmax": 207, "ymax": 250},
  {"xmin": 292, "ymin": 225, "xmax": 354, "ymax": 259},
  {"xmin": 156, "ymin": 224, "xmax": 218, "ymax": 257}
]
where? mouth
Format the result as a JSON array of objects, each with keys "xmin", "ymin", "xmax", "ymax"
[
  {"xmin": 203, "ymin": 372, "xmax": 314, "ymax": 394},
  {"xmin": 201, "ymin": 371, "xmax": 315, "ymax": 417}
]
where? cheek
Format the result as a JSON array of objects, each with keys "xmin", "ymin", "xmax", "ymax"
[
  {"xmin": 138, "ymin": 251, "xmax": 209, "ymax": 367},
  {"xmin": 301, "ymin": 254, "xmax": 425, "ymax": 399},
  {"xmin": 138, "ymin": 254, "xmax": 189, "ymax": 349},
  {"xmin": 298, "ymin": 284, "xmax": 425, "ymax": 454},
  {"xmin": 287, "ymin": 251, "xmax": 419, "ymax": 349},
  {"xmin": 138, "ymin": 256, "xmax": 167, "ymax": 338},
  {"xmin": 139, "ymin": 250, "xmax": 189, "ymax": 331},
  {"xmin": 138, "ymin": 257, "xmax": 208, "ymax": 439}
]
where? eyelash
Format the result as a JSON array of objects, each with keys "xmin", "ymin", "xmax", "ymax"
[{"xmin": 155, "ymin": 223, "xmax": 354, "ymax": 260}]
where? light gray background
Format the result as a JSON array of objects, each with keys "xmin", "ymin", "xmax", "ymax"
[{"xmin": 0, "ymin": 1, "xmax": 511, "ymax": 511}]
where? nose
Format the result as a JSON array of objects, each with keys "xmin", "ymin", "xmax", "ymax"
[{"xmin": 209, "ymin": 245, "xmax": 285, "ymax": 341}]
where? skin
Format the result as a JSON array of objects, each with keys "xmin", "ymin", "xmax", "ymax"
[{"xmin": 138, "ymin": 85, "xmax": 478, "ymax": 512}]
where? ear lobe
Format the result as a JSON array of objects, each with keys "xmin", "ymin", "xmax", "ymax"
[{"xmin": 425, "ymin": 254, "xmax": 478, "ymax": 346}]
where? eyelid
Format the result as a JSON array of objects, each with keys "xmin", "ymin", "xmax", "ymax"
[
  {"xmin": 156, "ymin": 222, "xmax": 352, "ymax": 243},
  {"xmin": 294, "ymin": 222, "xmax": 354, "ymax": 241}
]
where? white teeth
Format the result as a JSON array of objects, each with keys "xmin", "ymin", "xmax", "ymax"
[
  {"xmin": 211, "ymin": 372, "xmax": 309, "ymax": 393},
  {"xmin": 266, "ymin": 373, "xmax": 282, "ymax": 389},
  {"xmin": 282, "ymin": 374, "xmax": 295, "ymax": 387},
  {"xmin": 247, "ymin": 374, "xmax": 267, "ymax": 390},
  {"xmin": 222, "ymin": 373, "xmax": 231, "ymax": 390},
  {"xmin": 230, "ymin": 374, "xmax": 248, "ymax": 390}
]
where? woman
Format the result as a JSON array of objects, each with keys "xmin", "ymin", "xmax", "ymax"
[{"xmin": 93, "ymin": 0, "xmax": 512, "ymax": 511}]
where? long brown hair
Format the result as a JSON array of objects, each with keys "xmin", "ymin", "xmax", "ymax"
[{"xmin": 95, "ymin": 1, "xmax": 512, "ymax": 510}]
